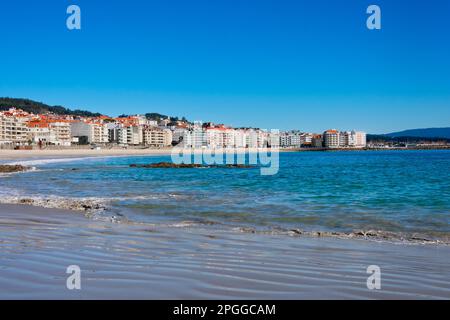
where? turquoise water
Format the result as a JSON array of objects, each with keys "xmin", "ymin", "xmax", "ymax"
[{"xmin": 2, "ymin": 150, "xmax": 450, "ymax": 240}]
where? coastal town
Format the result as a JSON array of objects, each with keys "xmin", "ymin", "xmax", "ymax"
[{"xmin": 0, "ymin": 107, "xmax": 370, "ymax": 150}]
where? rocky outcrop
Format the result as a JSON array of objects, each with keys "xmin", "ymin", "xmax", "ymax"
[
  {"xmin": 0, "ymin": 196, "xmax": 108, "ymax": 213},
  {"xmin": 130, "ymin": 162, "xmax": 253, "ymax": 169},
  {"xmin": 0, "ymin": 165, "xmax": 29, "ymax": 173}
]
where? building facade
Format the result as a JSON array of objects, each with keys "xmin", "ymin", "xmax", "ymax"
[
  {"xmin": 0, "ymin": 110, "xmax": 30, "ymax": 145},
  {"xmin": 323, "ymin": 129, "xmax": 340, "ymax": 148},
  {"xmin": 143, "ymin": 127, "xmax": 172, "ymax": 147}
]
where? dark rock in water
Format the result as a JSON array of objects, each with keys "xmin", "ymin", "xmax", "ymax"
[
  {"xmin": 19, "ymin": 198, "xmax": 34, "ymax": 205},
  {"xmin": 129, "ymin": 162, "xmax": 254, "ymax": 169},
  {"xmin": 0, "ymin": 165, "xmax": 29, "ymax": 173},
  {"xmin": 224, "ymin": 164, "xmax": 253, "ymax": 168}
]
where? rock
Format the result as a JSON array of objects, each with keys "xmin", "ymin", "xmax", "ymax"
[
  {"xmin": 129, "ymin": 162, "xmax": 254, "ymax": 169},
  {"xmin": 19, "ymin": 198, "xmax": 34, "ymax": 205},
  {"xmin": 289, "ymin": 229, "xmax": 302, "ymax": 235},
  {"xmin": 0, "ymin": 165, "xmax": 29, "ymax": 173}
]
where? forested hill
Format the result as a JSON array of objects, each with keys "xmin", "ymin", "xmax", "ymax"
[
  {"xmin": 0, "ymin": 97, "xmax": 102, "ymax": 117},
  {"xmin": 386, "ymin": 127, "xmax": 450, "ymax": 139}
]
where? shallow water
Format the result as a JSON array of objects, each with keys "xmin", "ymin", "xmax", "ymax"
[{"xmin": 1, "ymin": 150, "xmax": 449, "ymax": 242}]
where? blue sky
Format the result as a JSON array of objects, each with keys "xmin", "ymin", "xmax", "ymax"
[{"xmin": 0, "ymin": 0, "xmax": 449, "ymax": 133}]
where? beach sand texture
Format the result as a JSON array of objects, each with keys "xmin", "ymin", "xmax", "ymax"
[{"xmin": 0, "ymin": 204, "xmax": 449, "ymax": 299}]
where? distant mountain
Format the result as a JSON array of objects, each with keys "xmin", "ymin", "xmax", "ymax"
[
  {"xmin": 386, "ymin": 128, "xmax": 450, "ymax": 139},
  {"xmin": 0, "ymin": 97, "xmax": 102, "ymax": 117}
]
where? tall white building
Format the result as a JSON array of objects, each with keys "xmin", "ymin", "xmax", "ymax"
[
  {"xmin": 71, "ymin": 121, "xmax": 108, "ymax": 144},
  {"xmin": 172, "ymin": 128, "xmax": 188, "ymax": 145},
  {"xmin": 49, "ymin": 122, "xmax": 72, "ymax": 146},
  {"xmin": 0, "ymin": 109, "xmax": 29, "ymax": 145},
  {"xmin": 323, "ymin": 129, "xmax": 366, "ymax": 148},
  {"xmin": 117, "ymin": 126, "xmax": 143, "ymax": 145},
  {"xmin": 280, "ymin": 131, "xmax": 302, "ymax": 148},
  {"xmin": 352, "ymin": 131, "xmax": 367, "ymax": 147},
  {"xmin": 323, "ymin": 129, "xmax": 340, "ymax": 148}
]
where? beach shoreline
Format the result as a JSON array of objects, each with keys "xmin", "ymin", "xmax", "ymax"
[
  {"xmin": 0, "ymin": 147, "xmax": 174, "ymax": 160},
  {"xmin": 1, "ymin": 150, "xmax": 449, "ymax": 246},
  {"xmin": 1, "ymin": 203, "xmax": 449, "ymax": 299},
  {"xmin": 2, "ymin": 146, "xmax": 450, "ymax": 161}
]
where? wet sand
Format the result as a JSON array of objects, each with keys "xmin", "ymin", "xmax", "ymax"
[
  {"xmin": 0, "ymin": 204, "xmax": 449, "ymax": 299},
  {"xmin": 0, "ymin": 147, "xmax": 273, "ymax": 161}
]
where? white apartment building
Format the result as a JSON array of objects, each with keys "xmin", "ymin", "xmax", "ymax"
[
  {"xmin": 323, "ymin": 129, "xmax": 340, "ymax": 148},
  {"xmin": 71, "ymin": 121, "xmax": 108, "ymax": 144},
  {"xmin": 323, "ymin": 129, "xmax": 366, "ymax": 148},
  {"xmin": 49, "ymin": 122, "xmax": 72, "ymax": 146},
  {"xmin": 206, "ymin": 128, "xmax": 223, "ymax": 148},
  {"xmin": 351, "ymin": 131, "xmax": 367, "ymax": 147},
  {"xmin": 172, "ymin": 128, "xmax": 188, "ymax": 145},
  {"xmin": 28, "ymin": 126, "xmax": 55, "ymax": 144},
  {"xmin": 0, "ymin": 112, "xmax": 29, "ymax": 145},
  {"xmin": 117, "ymin": 126, "xmax": 143, "ymax": 145},
  {"xmin": 181, "ymin": 128, "xmax": 207, "ymax": 148},
  {"xmin": 300, "ymin": 133, "xmax": 313, "ymax": 146},
  {"xmin": 280, "ymin": 131, "xmax": 302, "ymax": 148},
  {"xmin": 233, "ymin": 129, "xmax": 247, "ymax": 148},
  {"xmin": 191, "ymin": 129, "xmax": 207, "ymax": 148},
  {"xmin": 339, "ymin": 131, "xmax": 367, "ymax": 148},
  {"xmin": 246, "ymin": 129, "xmax": 268, "ymax": 148}
]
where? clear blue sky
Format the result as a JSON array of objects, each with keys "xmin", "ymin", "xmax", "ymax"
[{"xmin": 0, "ymin": 0, "xmax": 449, "ymax": 133}]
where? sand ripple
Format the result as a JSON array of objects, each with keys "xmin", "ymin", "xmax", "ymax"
[{"xmin": 1, "ymin": 204, "xmax": 449, "ymax": 299}]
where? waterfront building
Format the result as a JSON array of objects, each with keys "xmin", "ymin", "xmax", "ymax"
[
  {"xmin": 300, "ymin": 133, "xmax": 312, "ymax": 146},
  {"xmin": 323, "ymin": 129, "xmax": 340, "ymax": 148},
  {"xmin": 172, "ymin": 128, "xmax": 188, "ymax": 145},
  {"xmin": 233, "ymin": 129, "xmax": 247, "ymax": 148},
  {"xmin": 117, "ymin": 126, "xmax": 143, "ymax": 145},
  {"xmin": 341, "ymin": 130, "xmax": 367, "ymax": 148},
  {"xmin": 143, "ymin": 127, "xmax": 172, "ymax": 147},
  {"xmin": 354, "ymin": 131, "xmax": 367, "ymax": 147},
  {"xmin": 190, "ymin": 128, "xmax": 207, "ymax": 148},
  {"xmin": 280, "ymin": 131, "xmax": 302, "ymax": 148},
  {"xmin": 0, "ymin": 109, "xmax": 30, "ymax": 145},
  {"xmin": 28, "ymin": 122, "xmax": 55, "ymax": 145},
  {"xmin": 245, "ymin": 129, "xmax": 268, "ymax": 148},
  {"xmin": 106, "ymin": 123, "xmax": 120, "ymax": 143},
  {"xmin": 71, "ymin": 121, "xmax": 108, "ymax": 144},
  {"xmin": 48, "ymin": 121, "xmax": 72, "ymax": 146},
  {"xmin": 311, "ymin": 134, "xmax": 323, "ymax": 148},
  {"xmin": 205, "ymin": 125, "xmax": 236, "ymax": 148}
]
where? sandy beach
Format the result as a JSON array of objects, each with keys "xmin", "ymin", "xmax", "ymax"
[
  {"xmin": 0, "ymin": 203, "xmax": 449, "ymax": 299},
  {"xmin": 0, "ymin": 148, "xmax": 174, "ymax": 161}
]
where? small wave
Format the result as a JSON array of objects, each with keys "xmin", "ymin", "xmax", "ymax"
[
  {"xmin": 231, "ymin": 226, "xmax": 450, "ymax": 246},
  {"xmin": 6, "ymin": 156, "xmax": 109, "ymax": 167},
  {"xmin": 1, "ymin": 192, "xmax": 448, "ymax": 246},
  {"xmin": 0, "ymin": 194, "xmax": 107, "ymax": 212}
]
